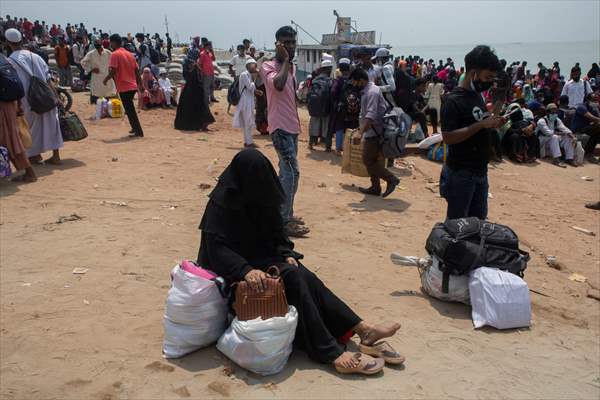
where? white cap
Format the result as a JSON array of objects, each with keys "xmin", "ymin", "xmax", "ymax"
[
  {"xmin": 307, "ymin": 74, "xmax": 312, "ymax": 79},
  {"xmin": 249, "ymin": 44, "xmax": 256, "ymax": 49},
  {"xmin": 159, "ymin": 67, "xmax": 167, "ymax": 75},
  {"xmin": 5, "ymin": 28, "xmax": 22, "ymax": 43},
  {"xmin": 321, "ymin": 59, "xmax": 333, "ymax": 68},
  {"xmin": 371, "ymin": 47, "xmax": 390, "ymax": 60},
  {"xmin": 246, "ymin": 58, "xmax": 257, "ymax": 65},
  {"xmin": 321, "ymin": 52, "xmax": 334, "ymax": 62},
  {"xmin": 338, "ymin": 58, "xmax": 351, "ymax": 65}
]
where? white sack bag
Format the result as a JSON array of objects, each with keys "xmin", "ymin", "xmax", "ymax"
[
  {"xmin": 217, "ymin": 306, "xmax": 298, "ymax": 376},
  {"xmin": 417, "ymin": 133, "xmax": 443, "ymax": 149},
  {"xmin": 163, "ymin": 265, "xmax": 228, "ymax": 358},
  {"xmin": 390, "ymin": 253, "xmax": 470, "ymax": 304},
  {"xmin": 422, "ymin": 256, "xmax": 471, "ymax": 305},
  {"xmin": 469, "ymin": 267, "xmax": 531, "ymax": 330},
  {"xmin": 575, "ymin": 141, "xmax": 585, "ymax": 166}
]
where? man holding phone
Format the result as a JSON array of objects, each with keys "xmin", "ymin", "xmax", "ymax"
[
  {"xmin": 439, "ymin": 45, "xmax": 504, "ymax": 220},
  {"xmin": 260, "ymin": 25, "xmax": 309, "ymax": 237}
]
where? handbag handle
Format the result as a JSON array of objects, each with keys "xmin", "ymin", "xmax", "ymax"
[{"xmin": 266, "ymin": 266, "xmax": 280, "ymax": 278}]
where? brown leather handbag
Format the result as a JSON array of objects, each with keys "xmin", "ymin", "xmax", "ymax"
[{"xmin": 233, "ymin": 266, "xmax": 288, "ymax": 321}]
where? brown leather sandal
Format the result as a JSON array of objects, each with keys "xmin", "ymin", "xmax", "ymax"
[
  {"xmin": 334, "ymin": 353, "xmax": 384, "ymax": 375},
  {"xmin": 359, "ymin": 341, "xmax": 405, "ymax": 365}
]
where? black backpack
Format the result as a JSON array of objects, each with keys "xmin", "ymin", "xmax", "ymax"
[
  {"xmin": 0, "ymin": 54, "xmax": 25, "ymax": 102},
  {"xmin": 148, "ymin": 45, "xmax": 161, "ymax": 65},
  {"xmin": 227, "ymin": 76, "xmax": 245, "ymax": 106},
  {"xmin": 338, "ymin": 79, "xmax": 360, "ymax": 118},
  {"xmin": 12, "ymin": 53, "xmax": 59, "ymax": 114},
  {"xmin": 307, "ymin": 76, "xmax": 332, "ymax": 117},
  {"xmin": 425, "ymin": 217, "xmax": 529, "ymax": 293}
]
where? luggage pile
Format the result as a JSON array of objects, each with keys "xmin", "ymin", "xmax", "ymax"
[
  {"xmin": 162, "ymin": 261, "xmax": 297, "ymax": 375},
  {"xmin": 392, "ymin": 217, "xmax": 532, "ymax": 329}
]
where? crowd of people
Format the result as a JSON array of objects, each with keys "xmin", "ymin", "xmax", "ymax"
[{"xmin": 1, "ymin": 12, "xmax": 599, "ymax": 377}]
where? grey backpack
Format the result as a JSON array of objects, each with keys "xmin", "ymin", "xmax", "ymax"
[{"xmin": 378, "ymin": 107, "xmax": 411, "ymax": 158}]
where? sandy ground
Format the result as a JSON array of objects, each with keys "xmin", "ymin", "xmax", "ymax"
[{"xmin": 1, "ymin": 91, "xmax": 599, "ymax": 400}]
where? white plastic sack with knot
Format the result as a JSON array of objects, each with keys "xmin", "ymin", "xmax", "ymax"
[
  {"xmin": 217, "ymin": 306, "xmax": 298, "ymax": 376},
  {"xmin": 163, "ymin": 264, "xmax": 228, "ymax": 358},
  {"xmin": 469, "ymin": 267, "xmax": 531, "ymax": 329},
  {"xmin": 390, "ymin": 253, "xmax": 470, "ymax": 304}
]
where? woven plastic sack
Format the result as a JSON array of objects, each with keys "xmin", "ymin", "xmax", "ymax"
[
  {"xmin": 390, "ymin": 253, "xmax": 470, "ymax": 304},
  {"xmin": 217, "ymin": 306, "xmax": 298, "ymax": 376},
  {"xmin": 163, "ymin": 264, "xmax": 228, "ymax": 358}
]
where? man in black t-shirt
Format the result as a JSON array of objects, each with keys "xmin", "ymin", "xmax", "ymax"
[{"xmin": 439, "ymin": 45, "xmax": 505, "ymax": 220}]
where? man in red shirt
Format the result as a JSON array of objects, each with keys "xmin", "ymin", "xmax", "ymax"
[
  {"xmin": 198, "ymin": 41, "xmax": 216, "ymax": 107},
  {"xmin": 103, "ymin": 34, "xmax": 144, "ymax": 138}
]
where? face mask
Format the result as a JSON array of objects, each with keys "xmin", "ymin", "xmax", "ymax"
[
  {"xmin": 547, "ymin": 113, "xmax": 558, "ymax": 123},
  {"xmin": 471, "ymin": 73, "xmax": 493, "ymax": 92}
]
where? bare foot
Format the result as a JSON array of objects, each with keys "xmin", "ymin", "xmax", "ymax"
[
  {"xmin": 11, "ymin": 174, "xmax": 37, "ymax": 183},
  {"xmin": 45, "ymin": 157, "xmax": 62, "ymax": 165},
  {"xmin": 333, "ymin": 352, "xmax": 359, "ymax": 370},
  {"xmin": 29, "ymin": 155, "xmax": 43, "ymax": 165},
  {"xmin": 357, "ymin": 322, "xmax": 401, "ymax": 345}
]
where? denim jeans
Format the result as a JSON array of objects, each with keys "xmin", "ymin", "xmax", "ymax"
[
  {"xmin": 439, "ymin": 164, "xmax": 488, "ymax": 220},
  {"xmin": 335, "ymin": 129, "xmax": 345, "ymax": 151},
  {"xmin": 272, "ymin": 130, "xmax": 299, "ymax": 224}
]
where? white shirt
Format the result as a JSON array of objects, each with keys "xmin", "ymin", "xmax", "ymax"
[
  {"xmin": 230, "ymin": 53, "xmax": 250, "ymax": 77},
  {"xmin": 158, "ymin": 77, "xmax": 172, "ymax": 91},
  {"xmin": 72, "ymin": 43, "xmax": 86, "ymax": 64},
  {"xmin": 561, "ymin": 79, "xmax": 592, "ymax": 108}
]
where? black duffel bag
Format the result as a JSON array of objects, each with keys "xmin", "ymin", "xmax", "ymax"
[{"xmin": 425, "ymin": 217, "xmax": 529, "ymax": 293}]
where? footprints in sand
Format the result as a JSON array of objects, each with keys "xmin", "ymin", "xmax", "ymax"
[{"xmin": 145, "ymin": 361, "xmax": 175, "ymax": 373}]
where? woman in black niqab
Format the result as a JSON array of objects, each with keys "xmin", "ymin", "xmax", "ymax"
[{"xmin": 197, "ymin": 149, "xmax": 403, "ymax": 375}]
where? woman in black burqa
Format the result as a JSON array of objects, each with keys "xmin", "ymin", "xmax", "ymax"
[
  {"xmin": 174, "ymin": 63, "xmax": 215, "ymax": 131},
  {"xmin": 197, "ymin": 149, "xmax": 404, "ymax": 375}
]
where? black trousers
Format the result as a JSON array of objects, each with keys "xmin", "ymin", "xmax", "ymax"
[
  {"xmin": 265, "ymin": 263, "xmax": 361, "ymax": 364},
  {"xmin": 120, "ymin": 90, "xmax": 144, "ymax": 136},
  {"xmin": 577, "ymin": 124, "xmax": 600, "ymax": 156}
]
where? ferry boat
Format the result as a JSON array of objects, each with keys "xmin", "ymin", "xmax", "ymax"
[{"xmin": 293, "ymin": 10, "xmax": 391, "ymax": 80}]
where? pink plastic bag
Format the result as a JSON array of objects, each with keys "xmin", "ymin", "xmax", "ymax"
[{"xmin": 178, "ymin": 260, "xmax": 218, "ymax": 280}]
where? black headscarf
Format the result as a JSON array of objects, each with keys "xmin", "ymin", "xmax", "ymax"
[
  {"xmin": 197, "ymin": 150, "xmax": 301, "ymax": 281},
  {"xmin": 208, "ymin": 148, "xmax": 285, "ymax": 211}
]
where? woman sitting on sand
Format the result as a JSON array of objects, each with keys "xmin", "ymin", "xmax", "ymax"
[
  {"xmin": 139, "ymin": 67, "xmax": 166, "ymax": 109},
  {"xmin": 196, "ymin": 149, "xmax": 404, "ymax": 376}
]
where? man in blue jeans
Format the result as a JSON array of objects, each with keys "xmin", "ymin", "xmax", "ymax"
[
  {"xmin": 260, "ymin": 26, "xmax": 309, "ymax": 237},
  {"xmin": 440, "ymin": 45, "xmax": 505, "ymax": 220}
]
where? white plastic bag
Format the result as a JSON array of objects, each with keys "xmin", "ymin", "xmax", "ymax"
[
  {"xmin": 575, "ymin": 141, "xmax": 585, "ymax": 166},
  {"xmin": 217, "ymin": 306, "xmax": 298, "ymax": 376},
  {"xmin": 95, "ymin": 98, "xmax": 106, "ymax": 120},
  {"xmin": 417, "ymin": 133, "xmax": 443, "ymax": 149},
  {"xmin": 422, "ymin": 256, "xmax": 470, "ymax": 304},
  {"xmin": 469, "ymin": 267, "xmax": 531, "ymax": 329},
  {"xmin": 390, "ymin": 253, "xmax": 470, "ymax": 304},
  {"xmin": 162, "ymin": 264, "xmax": 228, "ymax": 358}
]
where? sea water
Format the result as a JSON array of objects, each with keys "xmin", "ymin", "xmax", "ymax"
[{"xmin": 392, "ymin": 40, "xmax": 599, "ymax": 74}]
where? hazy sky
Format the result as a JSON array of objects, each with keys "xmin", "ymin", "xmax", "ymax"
[{"xmin": 2, "ymin": 0, "xmax": 599, "ymax": 48}]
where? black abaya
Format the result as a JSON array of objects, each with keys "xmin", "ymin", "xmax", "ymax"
[
  {"xmin": 197, "ymin": 149, "xmax": 361, "ymax": 364},
  {"xmin": 174, "ymin": 65, "xmax": 215, "ymax": 131}
]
